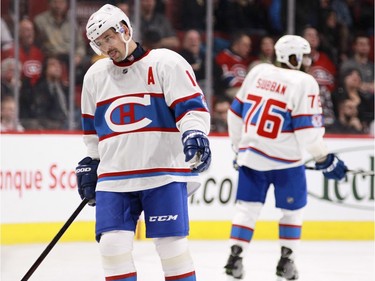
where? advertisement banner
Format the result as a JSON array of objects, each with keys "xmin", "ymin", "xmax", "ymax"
[{"xmin": 1, "ymin": 134, "xmax": 374, "ymax": 242}]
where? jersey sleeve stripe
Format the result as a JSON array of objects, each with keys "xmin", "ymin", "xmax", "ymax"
[
  {"xmin": 82, "ymin": 113, "xmax": 94, "ymax": 119},
  {"xmin": 239, "ymin": 146, "xmax": 301, "ymax": 163},
  {"xmin": 82, "ymin": 114, "xmax": 96, "ymax": 133},
  {"xmin": 292, "ymin": 114, "xmax": 324, "ymax": 130},
  {"xmin": 171, "ymin": 94, "xmax": 209, "ymax": 122},
  {"xmin": 229, "ymin": 98, "xmax": 243, "ymax": 117},
  {"xmin": 83, "ymin": 130, "xmax": 97, "ymax": 135},
  {"xmin": 170, "ymin": 92, "xmax": 203, "ymax": 108}
]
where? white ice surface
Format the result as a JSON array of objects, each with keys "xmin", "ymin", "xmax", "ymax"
[{"xmin": 1, "ymin": 240, "xmax": 374, "ymax": 281}]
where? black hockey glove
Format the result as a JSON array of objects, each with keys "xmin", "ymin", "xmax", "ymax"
[
  {"xmin": 75, "ymin": 157, "xmax": 99, "ymax": 206},
  {"xmin": 182, "ymin": 130, "xmax": 211, "ymax": 172},
  {"xmin": 315, "ymin": 153, "xmax": 347, "ymax": 181}
]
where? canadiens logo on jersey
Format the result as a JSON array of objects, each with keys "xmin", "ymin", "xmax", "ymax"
[
  {"xmin": 105, "ymin": 95, "xmax": 152, "ymax": 132},
  {"xmin": 93, "ymin": 91, "xmax": 178, "ymax": 139},
  {"xmin": 23, "ymin": 60, "xmax": 43, "ymax": 78}
]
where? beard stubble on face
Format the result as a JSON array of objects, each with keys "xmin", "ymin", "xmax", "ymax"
[{"xmin": 108, "ymin": 48, "xmax": 121, "ymax": 62}]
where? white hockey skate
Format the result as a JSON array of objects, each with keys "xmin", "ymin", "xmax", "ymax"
[
  {"xmin": 276, "ymin": 246, "xmax": 299, "ymax": 280},
  {"xmin": 224, "ymin": 245, "xmax": 244, "ymax": 280}
]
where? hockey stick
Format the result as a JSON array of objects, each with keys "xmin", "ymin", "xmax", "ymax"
[
  {"xmin": 305, "ymin": 166, "xmax": 375, "ymax": 177},
  {"xmin": 21, "ymin": 198, "xmax": 89, "ymax": 281}
]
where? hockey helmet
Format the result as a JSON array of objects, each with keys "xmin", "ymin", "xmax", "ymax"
[
  {"xmin": 86, "ymin": 4, "xmax": 133, "ymax": 55},
  {"xmin": 274, "ymin": 35, "xmax": 311, "ymax": 70}
]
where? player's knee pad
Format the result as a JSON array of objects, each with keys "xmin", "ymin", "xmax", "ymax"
[
  {"xmin": 154, "ymin": 237, "xmax": 194, "ymax": 276},
  {"xmin": 99, "ymin": 230, "xmax": 135, "ymax": 276},
  {"xmin": 280, "ymin": 208, "xmax": 304, "ymax": 225},
  {"xmin": 233, "ymin": 200, "xmax": 263, "ymax": 227}
]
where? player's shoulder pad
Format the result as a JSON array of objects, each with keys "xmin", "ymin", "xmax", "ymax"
[
  {"xmin": 288, "ymin": 68, "xmax": 316, "ymax": 82},
  {"xmin": 300, "ymin": 70, "xmax": 319, "ymax": 85},
  {"xmin": 293, "ymin": 70, "xmax": 319, "ymax": 93},
  {"xmin": 85, "ymin": 57, "xmax": 112, "ymax": 77},
  {"xmin": 251, "ymin": 62, "xmax": 275, "ymax": 74},
  {"xmin": 245, "ymin": 63, "xmax": 275, "ymax": 82},
  {"xmin": 150, "ymin": 48, "xmax": 186, "ymax": 64}
]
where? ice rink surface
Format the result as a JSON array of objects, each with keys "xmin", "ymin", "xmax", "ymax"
[{"xmin": 2, "ymin": 240, "xmax": 374, "ymax": 281}]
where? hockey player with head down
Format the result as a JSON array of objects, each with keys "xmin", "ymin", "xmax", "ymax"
[
  {"xmin": 223, "ymin": 35, "xmax": 348, "ymax": 280},
  {"xmin": 75, "ymin": 4, "xmax": 211, "ymax": 281}
]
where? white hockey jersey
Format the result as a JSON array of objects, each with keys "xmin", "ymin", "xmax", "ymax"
[
  {"xmin": 81, "ymin": 47, "xmax": 210, "ymax": 193},
  {"xmin": 228, "ymin": 63, "xmax": 328, "ymax": 171}
]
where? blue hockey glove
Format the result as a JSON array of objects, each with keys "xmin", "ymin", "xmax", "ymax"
[
  {"xmin": 182, "ymin": 130, "xmax": 211, "ymax": 172},
  {"xmin": 315, "ymin": 153, "xmax": 348, "ymax": 181},
  {"xmin": 75, "ymin": 157, "xmax": 99, "ymax": 206}
]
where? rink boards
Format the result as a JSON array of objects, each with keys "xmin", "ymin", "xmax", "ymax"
[{"xmin": 1, "ymin": 133, "xmax": 374, "ymax": 244}]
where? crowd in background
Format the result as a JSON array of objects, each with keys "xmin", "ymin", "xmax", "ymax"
[{"xmin": 1, "ymin": 0, "xmax": 374, "ymax": 135}]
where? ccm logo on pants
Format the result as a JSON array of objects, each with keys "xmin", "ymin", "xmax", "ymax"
[{"xmin": 149, "ymin": 215, "xmax": 178, "ymax": 222}]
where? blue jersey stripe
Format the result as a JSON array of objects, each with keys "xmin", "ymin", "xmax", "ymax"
[
  {"xmin": 172, "ymin": 93, "xmax": 209, "ymax": 121},
  {"xmin": 81, "ymin": 114, "xmax": 96, "ymax": 133},
  {"xmin": 229, "ymin": 98, "xmax": 243, "ymax": 117},
  {"xmin": 293, "ymin": 114, "xmax": 324, "ymax": 130}
]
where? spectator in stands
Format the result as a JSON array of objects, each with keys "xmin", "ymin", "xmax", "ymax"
[
  {"xmin": 329, "ymin": 98, "xmax": 365, "ymax": 134},
  {"xmin": 1, "ymin": 56, "xmax": 40, "ymax": 129},
  {"xmin": 248, "ymin": 35, "xmax": 276, "ymax": 70},
  {"xmin": 340, "ymin": 34, "xmax": 374, "ymax": 96},
  {"xmin": 269, "ymin": 1, "xmax": 321, "ymax": 35},
  {"xmin": 302, "ymin": 26, "xmax": 337, "ymax": 131},
  {"xmin": 1, "ymin": 17, "xmax": 13, "ymax": 51},
  {"xmin": 210, "ymin": 96, "xmax": 231, "ymax": 133},
  {"xmin": 33, "ymin": 0, "xmax": 87, "ymax": 81},
  {"xmin": 1, "ymin": 18, "xmax": 44, "ymax": 87},
  {"xmin": 0, "ymin": 95, "xmax": 25, "ymax": 132},
  {"xmin": 347, "ymin": 0, "xmax": 374, "ymax": 35},
  {"xmin": 179, "ymin": 0, "xmax": 231, "ymax": 57},
  {"xmin": 331, "ymin": 0, "xmax": 353, "ymax": 31},
  {"xmin": 215, "ymin": 32, "xmax": 253, "ymax": 99},
  {"xmin": 115, "ymin": 0, "xmax": 131, "ymax": 15},
  {"xmin": 140, "ymin": 0, "xmax": 180, "ymax": 50},
  {"xmin": 318, "ymin": 8, "xmax": 349, "ymax": 65},
  {"xmin": 2, "ymin": 19, "xmax": 47, "ymax": 128},
  {"xmin": 179, "ymin": 29, "xmax": 224, "ymax": 97},
  {"xmin": 332, "ymin": 68, "xmax": 374, "ymax": 134},
  {"xmin": 179, "ymin": 30, "xmax": 206, "ymax": 83},
  {"xmin": 33, "ymin": 56, "xmax": 70, "ymax": 130},
  {"xmin": 180, "ymin": 0, "xmax": 228, "ymax": 33},
  {"xmin": 180, "ymin": 0, "xmax": 206, "ymax": 32},
  {"xmin": 223, "ymin": 0, "xmax": 269, "ymax": 36},
  {"xmin": 1, "ymin": 58, "xmax": 22, "ymax": 98},
  {"xmin": 141, "ymin": 29, "xmax": 162, "ymax": 51}
]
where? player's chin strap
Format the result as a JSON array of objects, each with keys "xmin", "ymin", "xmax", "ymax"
[{"xmin": 120, "ymin": 28, "xmax": 132, "ymax": 61}]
